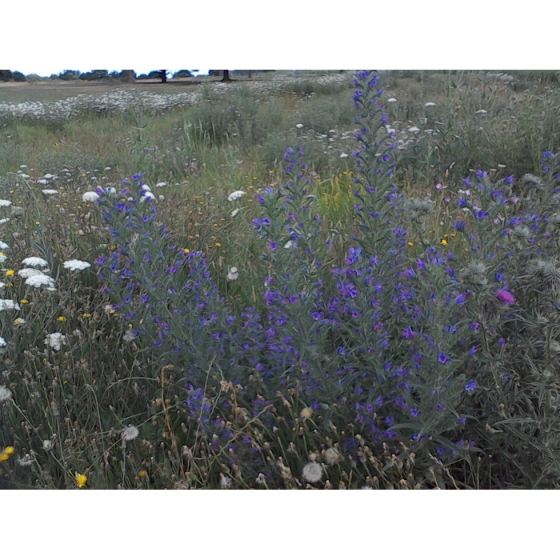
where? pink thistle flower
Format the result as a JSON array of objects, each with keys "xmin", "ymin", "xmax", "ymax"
[{"xmin": 497, "ymin": 289, "xmax": 516, "ymax": 304}]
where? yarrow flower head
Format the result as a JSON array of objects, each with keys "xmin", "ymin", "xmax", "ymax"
[
  {"xmin": 25, "ymin": 273, "xmax": 56, "ymax": 290},
  {"xmin": 17, "ymin": 268, "xmax": 42, "ymax": 279},
  {"xmin": 44, "ymin": 332, "xmax": 66, "ymax": 351},
  {"xmin": 227, "ymin": 190, "xmax": 245, "ymax": 202},
  {"xmin": 63, "ymin": 259, "xmax": 91, "ymax": 271},
  {"xmin": 0, "ymin": 299, "xmax": 21, "ymax": 311},
  {"xmin": 21, "ymin": 257, "xmax": 49, "ymax": 269},
  {"xmin": 82, "ymin": 191, "xmax": 100, "ymax": 202},
  {"xmin": 302, "ymin": 462, "xmax": 323, "ymax": 483}
]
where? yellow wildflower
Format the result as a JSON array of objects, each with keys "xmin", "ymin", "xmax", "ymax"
[
  {"xmin": 4, "ymin": 446, "xmax": 14, "ymax": 456},
  {"xmin": 440, "ymin": 239, "xmax": 448, "ymax": 246},
  {"xmin": 138, "ymin": 470, "xmax": 148, "ymax": 478},
  {"xmin": 75, "ymin": 473, "xmax": 87, "ymax": 488},
  {"xmin": 20, "ymin": 299, "xmax": 29, "ymax": 305},
  {"xmin": 5, "ymin": 270, "xmax": 14, "ymax": 277},
  {"xmin": 215, "ymin": 243, "xmax": 221, "ymax": 247},
  {"xmin": 407, "ymin": 242, "xmax": 414, "ymax": 247},
  {"xmin": 57, "ymin": 316, "xmax": 67, "ymax": 322},
  {"xmin": 183, "ymin": 249, "xmax": 190, "ymax": 254},
  {"xmin": 0, "ymin": 453, "xmax": 9, "ymax": 462},
  {"xmin": 82, "ymin": 313, "xmax": 92, "ymax": 318}
]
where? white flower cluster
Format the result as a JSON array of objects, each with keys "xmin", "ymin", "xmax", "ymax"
[
  {"xmin": 44, "ymin": 332, "xmax": 66, "ymax": 351},
  {"xmin": 21, "ymin": 257, "xmax": 49, "ymax": 268},
  {"xmin": 25, "ymin": 274, "xmax": 56, "ymax": 289},
  {"xmin": 0, "ymin": 299, "xmax": 21, "ymax": 311},
  {"xmin": 227, "ymin": 190, "xmax": 245, "ymax": 202},
  {"xmin": 82, "ymin": 191, "xmax": 100, "ymax": 202},
  {"xmin": 63, "ymin": 259, "xmax": 91, "ymax": 271}
]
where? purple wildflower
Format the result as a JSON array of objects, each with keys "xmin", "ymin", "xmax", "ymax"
[
  {"xmin": 465, "ymin": 380, "xmax": 478, "ymax": 393},
  {"xmin": 497, "ymin": 289, "xmax": 516, "ymax": 304}
]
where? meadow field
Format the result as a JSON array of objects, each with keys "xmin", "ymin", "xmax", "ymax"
[{"xmin": 1, "ymin": 69, "xmax": 560, "ymax": 489}]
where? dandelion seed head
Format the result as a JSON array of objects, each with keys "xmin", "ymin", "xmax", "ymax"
[
  {"xmin": 122, "ymin": 425, "xmax": 140, "ymax": 441},
  {"xmin": 17, "ymin": 453, "xmax": 33, "ymax": 467},
  {"xmin": 0, "ymin": 386, "xmax": 12, "ymax": 402},
  {"xmin": 302, "ymin": 462, "xmax": 323, "ymax": 483}
]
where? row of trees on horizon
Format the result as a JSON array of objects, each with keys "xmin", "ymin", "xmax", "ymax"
[{"xmin": 0, "ymin": 70, "xmax": 277, "ymax": 83}]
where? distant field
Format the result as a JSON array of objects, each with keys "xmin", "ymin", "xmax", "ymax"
[{"xmin": 0, "ymin": 71, "xmax": 321, "ymax": 103}]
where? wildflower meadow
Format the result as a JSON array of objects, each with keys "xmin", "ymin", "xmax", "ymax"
[{"xmin": 2, "ymin": 70, "xmax": 560, "ymax": 489}]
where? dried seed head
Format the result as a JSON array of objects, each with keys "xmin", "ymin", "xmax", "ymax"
[
  {"xmin": 406, "ymin": 198, "xmax": 434, "ymax": 216},
  {"xmin": 522, "ymin": 173, "xmax": 542, "ymax": 188},
  {"xmin": 300, "ymin": 407, "xmax": 313, "ymax": 419},
  {"xmin": 527, "ymin": 260, "xmax": 560, "ymax": 284},
  {"xmin": 219, "ymin": 473, "xmax": 233, "ymax": 489},
  {"xmin": 512, "ymin": 225, "xmax": 530, "ymax": 240},
  {"xmin": 459, "ymin": 261, "xmax": 488, "ymax": 284},
  {"xmin": 324, "ymin": 447, "xmax": 341, "ymax": 466}
]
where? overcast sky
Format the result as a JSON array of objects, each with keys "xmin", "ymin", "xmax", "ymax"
[{"xmin": 2, "ymin": 3, "xmax": 557, "ymax": 77}]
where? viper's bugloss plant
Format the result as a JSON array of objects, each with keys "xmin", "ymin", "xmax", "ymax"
[{"xmin": 7, "ymin": 72, "xmax": 560, "ymax": 489}]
